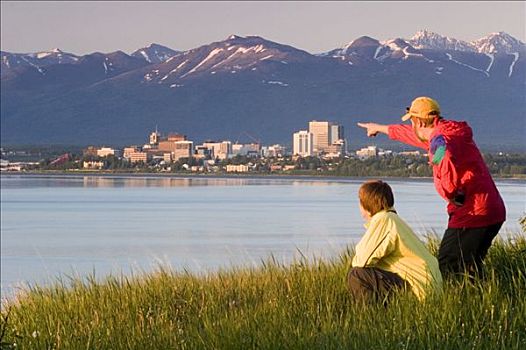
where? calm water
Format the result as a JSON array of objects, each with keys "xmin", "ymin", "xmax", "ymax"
[{"xmin": 1, "ymin": 174, "xmax": 525, "ymax": 299}]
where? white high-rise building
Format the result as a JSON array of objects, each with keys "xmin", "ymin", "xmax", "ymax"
[{"xmin": 293, "ymin": 130, "xmax": 313, "ymax": 157}]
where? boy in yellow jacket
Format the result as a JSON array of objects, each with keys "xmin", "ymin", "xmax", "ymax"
[{"xmin": 348, "ymin": 180, "xmax": 443, "ymax": 302}]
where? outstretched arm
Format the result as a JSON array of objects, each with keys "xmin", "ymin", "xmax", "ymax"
[
  {"xmin": 357, "ymin": 123, "xmax": 389, "ymax": 137},
  {"xmin": 359, "ymin": 122, "xmax": 429, "ymax": 150}
]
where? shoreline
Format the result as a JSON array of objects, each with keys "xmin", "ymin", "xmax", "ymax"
[{"xmin": 2, "ymin": 170, "xmax": 525, "ymax": 183}]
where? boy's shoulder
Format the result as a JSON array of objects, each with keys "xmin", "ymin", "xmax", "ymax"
[
  {"xmin": 371, "ymin": 210, "xmax": 401, "ymax": 225},
  {"xmin": 372, "ymin": 210, "xmax": 412, "ymax": 229}
]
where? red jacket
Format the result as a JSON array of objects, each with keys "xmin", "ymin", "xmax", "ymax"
[{"xmin": 388, "ymin": 119, "xmax": 506, "ymax": 228}]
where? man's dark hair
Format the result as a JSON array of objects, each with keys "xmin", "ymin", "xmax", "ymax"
[{"xmin": 359, "ymin": 180, "xmax": 395, "ymax": 215}]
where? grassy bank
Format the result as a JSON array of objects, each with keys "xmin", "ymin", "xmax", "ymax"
[{"xmin": 1, "ymin": 236, "xmax": 525, "ymax": 349}]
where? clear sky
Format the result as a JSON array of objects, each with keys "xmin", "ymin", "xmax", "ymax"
[{"xmin": 1, "ymin": 1, "xmax": 525, "ymax": 55}]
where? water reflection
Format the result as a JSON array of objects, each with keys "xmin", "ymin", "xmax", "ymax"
[
  {"xmin": 82, "ymin": 176, "xmax": 194, "ymax": 188},
  {"xmin": 81, "ymin": 176, "xmax": 308, "ymax": 187}
]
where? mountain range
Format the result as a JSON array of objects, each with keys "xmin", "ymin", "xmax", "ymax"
[{"xmin": 1, "ymin": 30, "xmax": 525, "ymax": 150}]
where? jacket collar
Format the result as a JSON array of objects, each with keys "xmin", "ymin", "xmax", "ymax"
[{"xmin": 364, "ymin": 207, "xmax": 396, "ymax": 228}]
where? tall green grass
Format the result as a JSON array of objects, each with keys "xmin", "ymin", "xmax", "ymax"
[{"xmin": 1, "ymin": 235, "xmax": 525, "ymax": 349}]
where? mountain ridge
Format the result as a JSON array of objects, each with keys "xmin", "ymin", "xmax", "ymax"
[{"xmin": 1, "ymin": 31, "xmax": 525, "ymax": 150}]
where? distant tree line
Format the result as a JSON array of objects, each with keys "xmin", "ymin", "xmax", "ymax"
[
  {"xmin": 11, "ymin": 149, "xmax": 526, "ymax": 178},
  {"xmin": 288, "ymin": 153, "xmax": 526, "ymax": 178},
  {"xmin": 331, "ymin": 155, "xmax": 433, "ymax": 177},
  {"xmin": 483, "ymin": 153, "xmax": 526, "ymax": 176}
]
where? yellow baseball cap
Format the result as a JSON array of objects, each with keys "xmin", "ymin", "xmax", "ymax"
[{"xmin": 401, "ymin": 96, "xmax": 441, "ymax": 121}]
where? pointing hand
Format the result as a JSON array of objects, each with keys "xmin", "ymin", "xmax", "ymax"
[{"xmin": 357, "ymin": 122, "xmax": 381, "ymax": 137}]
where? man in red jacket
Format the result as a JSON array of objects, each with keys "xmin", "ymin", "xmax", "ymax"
[{"xmin": 357, "ymin": 97, "xmax": 506, "ymax": 278}]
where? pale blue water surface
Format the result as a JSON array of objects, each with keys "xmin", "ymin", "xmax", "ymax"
[{"xmin": 1, "ymin": 175, "xmax": 525, "ymax": 300}]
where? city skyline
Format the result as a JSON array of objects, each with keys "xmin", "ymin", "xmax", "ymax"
[{"xmin": 1, "ymin": 1, "xmax": 524, "ymax": 55}]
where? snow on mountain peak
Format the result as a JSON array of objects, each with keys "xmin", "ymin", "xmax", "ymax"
[
  {"xmin": 328, "ymin": 36, "xmax": 424, "ymax": 61},
  {"xmin": 36, "ymin": 52, "xmax": 52, "ymax": 59},
  {"xmin": 330, "ymin": 30, "xmax": 525, "ymax": 57},
  {"xmin": 408, "ymin": 30, "xmax": 525, "ymax": 54},
  {"xmin": 472, "ymin": 32, "xmax": 525, "ymax": 54},
  {"xmin": 409, "ymin": 30, "xmax": 474, "ymax": 52},
  {"xmin": 35, "ymin": 48, "xmax": 65, "ymax": 59},
  {"xmin": 227, "ymin": 35, "xmax": 243, "ymax": 40}
]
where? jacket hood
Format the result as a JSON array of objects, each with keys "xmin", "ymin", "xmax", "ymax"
[{"xmin": 436, "ymin": 120, "xmax": 473, "ymax": 141}]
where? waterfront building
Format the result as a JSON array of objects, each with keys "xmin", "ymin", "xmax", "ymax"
[
  {"xmin": 202, "ymin": 141, "xmax": 232, "ymax": 160},
  {"xmin": 123, "ymin": 146, "xmax": 140, "ymax": 160},
  {"xmin": 293, "ymin": 130, "xmax": 313, "ymax": 157},
  {"xmin": 49, "ymin": 154, "xmax": 71, "ymax": 166},
  {"xmin": 232, "ymin": 143, "xmax": 261, "ymax": 157},
  {"xmin": 0, "ymin": 160, "xmax": 38, "ymax": 172},
  {"xmin": 398, "ymin": 150, "xmax": 423, "ymax": 157},
  {"xmin": 97, "ymin": 147, "xmax": 121, "ymax": 158},
  {"xmin": 194, "ymin": 146, "xmax": 213, "ymax": 159},
  {"xmin": 158, "ymin": 133, "xmax": 187, "ymax": 153},
  {"xmin": 323, "ymin": 140, "xmax": 346, "ymax": 159},
  {"xmin": 173, "ymin": 141, "xmax": 194, "ymax": 161},
  {"xmin": 356, "ymin": 146, "xmax": 378, "ymax": 159},
  {"xmin": 377, "ymin": 149, "xmax": 393, "ymax": 157},
  {"xmin": 129, "ymin": 151, "xmax": 149, "ymax": 164},
  {"xmin": 264, "ymin": 144, "xmax": 286, "ymax": 158},
  {"xmin": 226, "ymin": 164, "xmax": 250, "ymax": 173},
  {"xmin": 83, "ymin": 160, "xmax": 104, "ymax": 169}
]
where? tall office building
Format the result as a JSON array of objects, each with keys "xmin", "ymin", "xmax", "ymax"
[
  {"xmin": 330, "ymin": 124, "xmax": 344, "ymax": 144},
  {"xmin": 293, "ymin": 130, "xmax": 313, "ymax": 157},
  {"xmin": 308, "ymin": 121, "xmax": 330, "ymax": 154},
  {"xmin": 308, "ymin": 121, "xmax": 345, "ymax": 155}
]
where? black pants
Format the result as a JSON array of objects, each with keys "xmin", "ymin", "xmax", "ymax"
[
  {"xmin": 347, "ymin": 267, "xmax": 408, "ymax": 303},
  {"xmin": 438, "ymin": 222, "xmax": 503, "ymax": 279}
]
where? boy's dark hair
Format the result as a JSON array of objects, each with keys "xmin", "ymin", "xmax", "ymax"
[{"xmin": 359, "ymin": 180, "xmax": 395, "ymax": 216}]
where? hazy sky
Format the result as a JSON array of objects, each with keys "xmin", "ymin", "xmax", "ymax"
[{"xmin": 1, "ymin": 1, "xmax": 525, "ymax": 55}]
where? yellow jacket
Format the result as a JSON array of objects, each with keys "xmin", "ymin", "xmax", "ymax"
[{"xmin": 352, "ymin": 209, "xmax": 443, "ymax": 300}]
